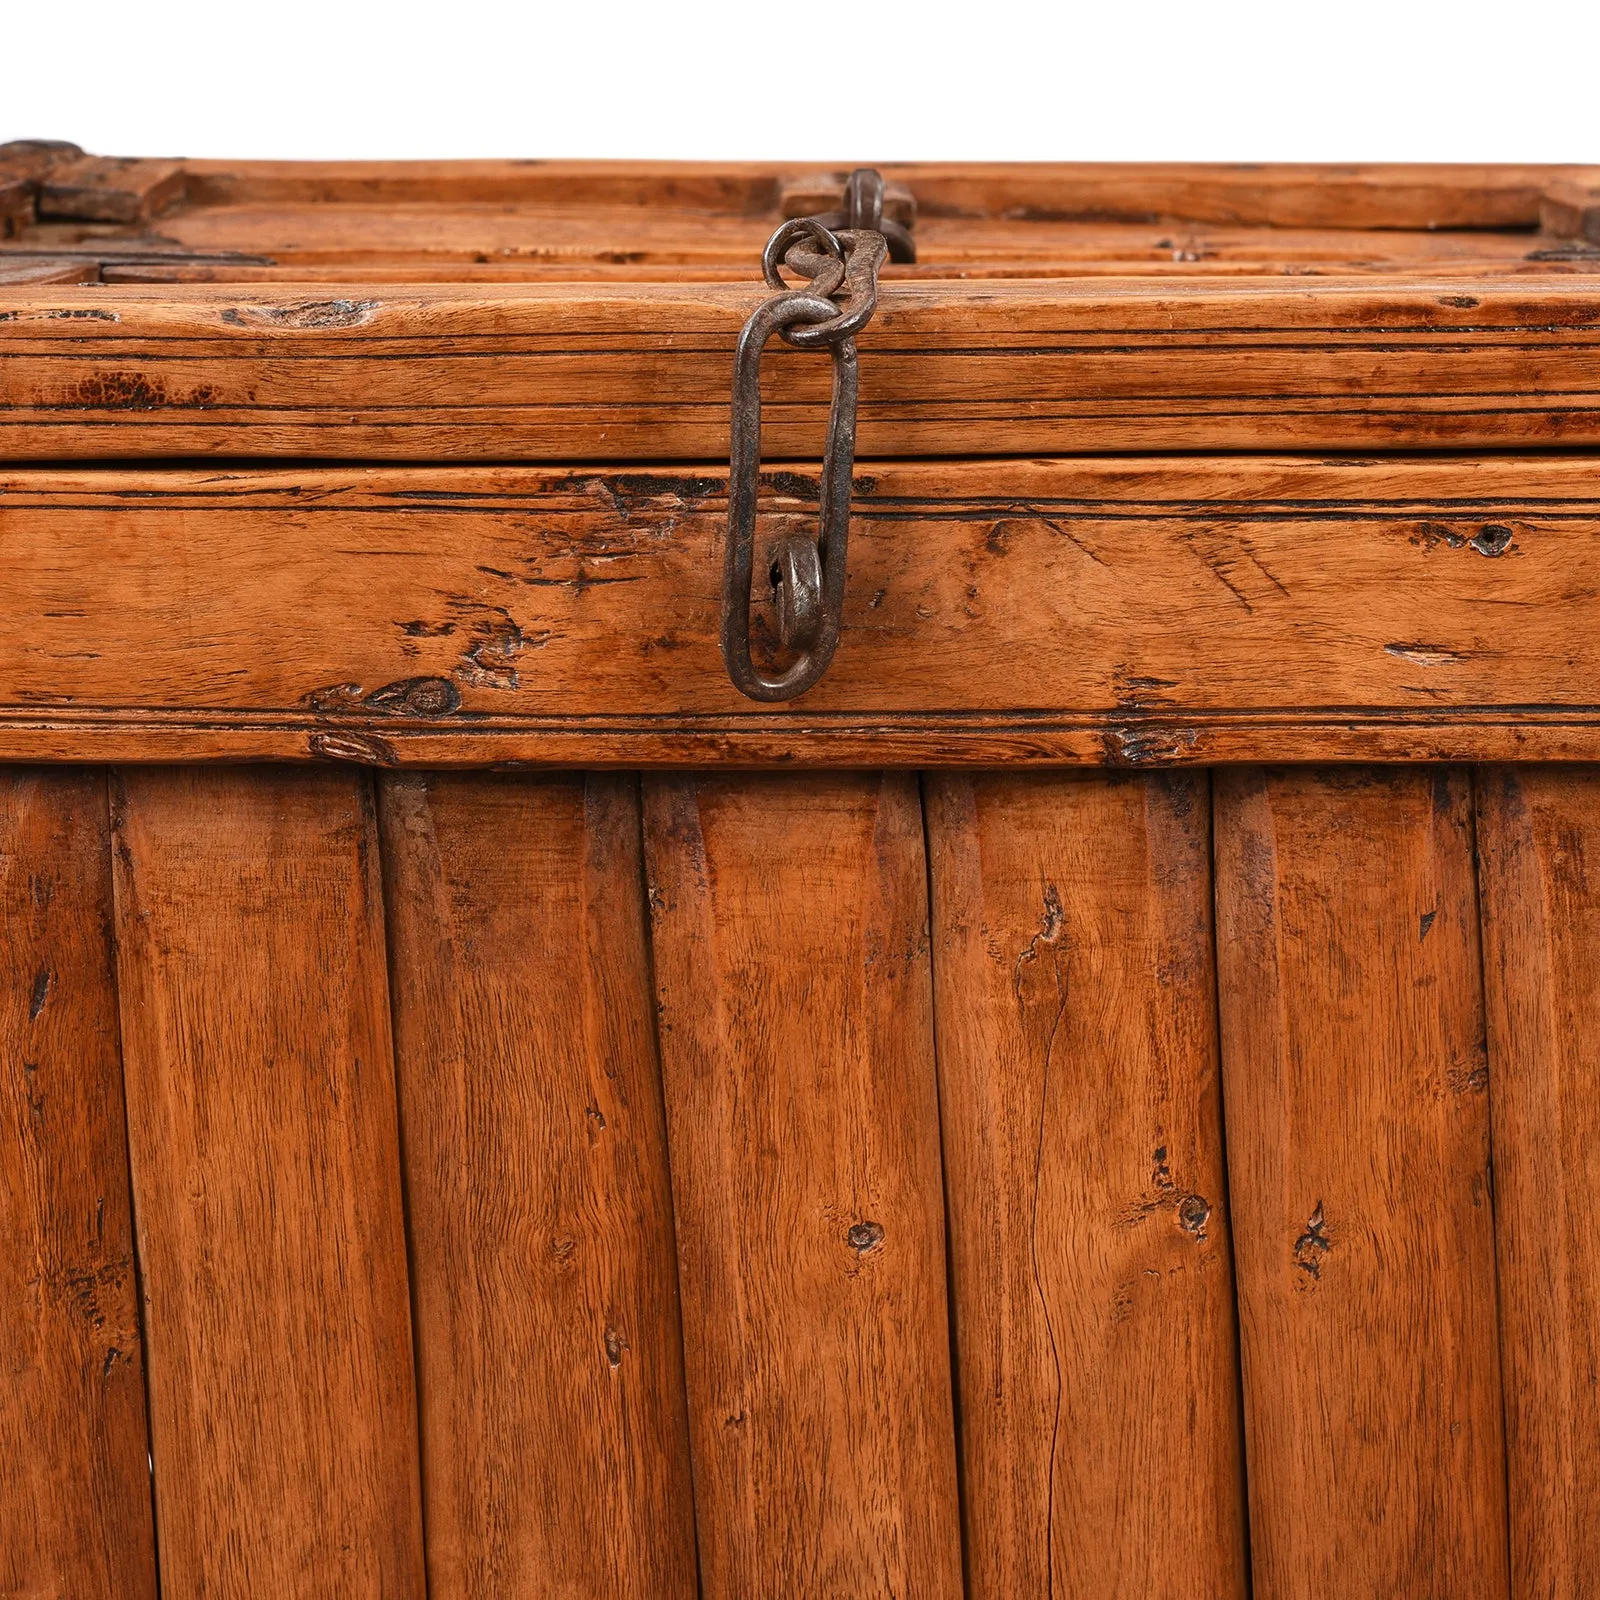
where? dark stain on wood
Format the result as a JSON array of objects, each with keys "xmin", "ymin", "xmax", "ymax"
[{"xmin": 66, "ymin": 371, "xmax": 218, "ymax": 410}]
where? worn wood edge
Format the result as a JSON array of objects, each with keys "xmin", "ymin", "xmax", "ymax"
[
  {"xmin": 11, "ymin": 454, "xmax": 1600, "ymax": 763},
  {"xmin": 5, "ymin": 710, "xmax": 1600, "ymax": 766},
  {"xmin": 9, "ymin": 277, "xmax": 1600, "ymax": 459},
  {"xmin": 9, "ymin": 274, "xmax": 1600, "ymax": 331},
  {"xmin": 22, "ymin": 154, "xmax": 1600, "ymax": 228}
]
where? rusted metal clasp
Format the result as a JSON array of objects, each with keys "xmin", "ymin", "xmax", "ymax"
[{"xmin": 721, "ymin": 170, "xmax": 913, "ymax": 702}]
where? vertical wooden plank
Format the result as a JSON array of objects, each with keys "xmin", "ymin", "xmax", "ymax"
[
  {"xmin": 112, "ymin": 767, "xmax": 424, "ymax": 1599},
  {"xmin": 1476, "ymin": 766, "xmax": 1600, "ymax": 1600},
  {"xmin": 924, "ymin": 770, "xmax": 1247, "ymax": 1600},
  {"xmin": 378, "ymin": 771, "xmax": 697, "ymax": 1598},
  {"xmin": 642, "ymin": 772, "xmax": 962, "ymax": 1599},
  {"xmin": 0, "ymin": 769, "xmax": 157, "ymax": 1600},
  {"xmin": 1214, "ymin": 767, "xmax": 1508, "ymax": 1599}
]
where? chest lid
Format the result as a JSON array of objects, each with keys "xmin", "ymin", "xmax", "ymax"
[{"xmin": 6, "ymin": 145, "xmax": 1600, "ymax": 461}]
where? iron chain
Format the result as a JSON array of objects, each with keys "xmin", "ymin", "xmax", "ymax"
[{"xmin": 721, "ymin": 169, "xmax": 913, "ymax": 701}]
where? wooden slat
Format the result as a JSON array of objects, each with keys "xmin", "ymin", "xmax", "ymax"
[
  {"xmin": 1213, "ymin": 767, "xmax": 1508, "ymax": 1597},
  {"xmin": 37, "ymin": 156, "xmax": 187, "ymax": 224},
  {"xmin": 0, "ymin": 255, "xmax": 100, "ymax": 284},
  {"xmin": 378, "ymin": 771, "xmax": 697, "ymax": 1597},
  {"xmin": 108, "ymin": 157, "xmax": 1600, "ymax": 227},
  {"xmin": 642, "ymin": 773, "xmax": 962, "ymax": 1598},
  {"xmin": 0, "ymin": 768, "xmax": 157, "ymax": 1600},
  {"xmin": 5, "ymin": 456, "xmax": 1600, "ymax": 765},
  {"xmin": 111, "ymin": 767, "xmax": 425, "ymax": 1598},
  {"xmin": 8, "ymin": 278, "xmax": 1600, "ymax": 459},
  {"xmin": 925, "ymin": 771, "xmax": 1247, "ymax": 1599},
  {"xmin": 1475, "ymin": 767, "xmax": 1600, "ymax": 1600},
  {"xmin": 14, "ymin": 208, "xmax": 1564, "ymax": 276}
]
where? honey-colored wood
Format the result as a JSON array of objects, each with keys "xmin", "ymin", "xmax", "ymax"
[
  {"xmin": 642, "ymin": 773, "xmax": 962, "ymax": 1598},
  {"xmin": 1213, "ymin": 767, "xmax": 1508, "ymax": 1598},
  {"xmin": 924, "ymin": 771, "xmax": 1247, "ymax": 1600},
  {"xmin": 0, "ymin": 768, "xmax": 157, "ymax": 1600},
  {"xmin": 112, "ymin": 767, "xmax": 425, "ymax": 1599},
  {"xmin": 378, "ymin": 771, "xmax": 697, "ymax": 1599},
  {"xmin": 5, "ymin": 151, "xmax": 1592, "ymax": 229},
  {"xmin": 1475, "ymin": 767, "xmax": 1600, "ymax": 1600},
  {"xmin": 1538, "ymin": 181, "xmax": 1600, "ymax": 243},
  {"xmin": 4, "ymin": 456, "xmax": 1600, "ymax": 766},
  {"xmin": 8, "ymin": 278, "xmax": 1600, "ymax": 459},
  {"xmin": 0, "ymin": 255, "xmax": 98, "ymax": 284}
]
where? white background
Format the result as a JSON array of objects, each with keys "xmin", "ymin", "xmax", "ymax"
[{"xmin": 5, "ymin": 0, "xmax": 1600, "ymax": 163}]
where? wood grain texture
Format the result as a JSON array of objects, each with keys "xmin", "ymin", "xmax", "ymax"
[
  {"xmin": 642, "ymin": 773, "xmax": 962, "ymax": 1598},
  {"xmin": 5, "ymin": 455, "xmax": 1600, "ymax": 766},
  {"xmin": 7, "ymin": 279, "xmax": 1600, "ymax": 459},
  {"xmin": 1475, "ymin": 766, "xmax": 1600, "ymax": 1600},
  {"xmin": 378, "ymin": 771, "xmax": 697, "ymax": 1599},
  {"xmin": 925, "ymin": 771, "xmax": 1246, "ymax": 1600},
  {"xmin": 1213, "ymin": 767, "xmax": 1508, "ymax": 1599},
  {"xmin": 111, "ymin": 767, "xmax": 424, "ymax": 1599},
  {"xmin": 0, "ymin": 768, "xmax": 157, "ymax": 1600},
  {"xmin": 6, "ymin": 152, "xmax": 1592, "ymax": 228}
]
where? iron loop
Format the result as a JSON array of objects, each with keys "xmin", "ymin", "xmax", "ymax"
[
  {"xmin": 722, "ymin": 294, "xmax": 860, "ymax": 702},
  {"xmin": 720, "ymin": 170, "xmax": 910, "ymax": 702}
]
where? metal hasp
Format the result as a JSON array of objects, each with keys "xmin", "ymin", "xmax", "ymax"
[{"xmin": 721, "ymin": 169, "xmax": 914, "ymax": 701}]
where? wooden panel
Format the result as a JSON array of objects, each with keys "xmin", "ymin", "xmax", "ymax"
[
  {"xmin": 378, "ymin": 771, "xmax": 697, "ymax": 1598},
  {"xmin": 642, "ymin": 773, "xmax": 962, "ymax": 1598},
  {"xmin": 15, "ymin": 209, "xmax": 1571, "ymax": 277},
  {"xmin": 174, "ymin": 158, "xmax": 1595, "ymax": 226},
  {"xmin": 5, "ymin": 456, "xmax": 1600, "ymax": 765},
  {"xmin": 8, "ymin": 153, "xmax": 1591, "ymax": 228},
  {"xmin": 112, "ymin": 767, "xmax": 424, "ymax": 1598},
  {"xmin": 1213, "ymin": 767, "xmax": 1507, "ymax": 1598},
  {"xmin": 925, "ymin": 771, "xmax": 1247, "ymax": 1600},
  {"xmin": 0, "ymin": 769, "xmax": 157, "ymax": 1599},
  {"xmin": 7, "ymin": 279, "xmax": 1600, "ymax": 459},
  {"xmin": 1475, "ymin": 767, "xmax": 1600, "ymax": 1600}
]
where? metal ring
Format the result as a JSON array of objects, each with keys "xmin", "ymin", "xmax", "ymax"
[
  {"xmin": 843, "ymin": 168, "xmax": 885, "ymax": 234},
  {"xmin": 782, "ymin": 231, "xmax": 886, "ymax": 349},
  {"xmin": 762, "ymin": 217, "xmax": 843, "ymax": 292}
]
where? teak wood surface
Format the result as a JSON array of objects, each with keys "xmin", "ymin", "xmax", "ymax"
[{"xmin": 5, "ymin": 152, "xmax": 1600, "ymax": 1600}]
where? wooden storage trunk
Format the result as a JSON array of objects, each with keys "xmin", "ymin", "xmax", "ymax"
[{"xmin": 6, "ymin": 144, "xmax": 1600, "ymax": 1599}]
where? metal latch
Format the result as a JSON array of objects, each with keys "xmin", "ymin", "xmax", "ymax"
[{"xmin": 720, "ymin": 169, "xmax": 914, "ymax": 701}]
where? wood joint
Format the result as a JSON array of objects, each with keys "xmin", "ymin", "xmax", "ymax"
[
  {"xmin": 34, "ymin": 155, "xmax": 188, "ymax": 226},
  {"xmin": 1540, "ymin": 180, "xmax": 1600, "ymax": 243}
]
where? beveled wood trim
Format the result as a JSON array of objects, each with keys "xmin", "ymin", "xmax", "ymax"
[
  {"xmin": 8, "ymin": 277, "xmax": 1600, "ymax": 460},
  {"xmin": 9, "ymin": 148, "xmax": 1599, "ymax": 229},
  {"xmin": 5, "ymin": 455, "xmax": 1600, "ymax": 765}
]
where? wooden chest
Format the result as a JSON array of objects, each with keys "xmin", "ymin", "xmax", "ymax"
[{"xmin": 5, "ymin": 144, "xmax": 1600, "ymax": 1599}]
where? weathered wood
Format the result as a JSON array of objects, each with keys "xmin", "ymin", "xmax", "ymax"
[
  {"xmin": 0, "ymin": 254, "xmax": 98, "ymax": 284},
  {"xmin": 642, "ymin": 773, "xmax": 962, "ymax": 1598},
  {"xmin": 1539, "ymin": 181, "xmax": 1600, "ymax": 243},
  {"xmin": 112, "ymin": 767, "xmax": 425, "ymax": 1598},
  {"xmin": 31, "ymin": 155, "xmax": 1599, "ymax": 228},
  {"xmin": 1213, "ymin": 767, "xmax": 1507, "ymax": 1598},
  {"xmin": 925, "ymin": 771, "xmax": 1247, "ymax": 1600},
  {"xmin": 0, "ymin": 768, "xmax": 157, "ymax": 1600},
  {"xmin": 378, "ymin": 771, "xmax": 697, "ymax": 1599},
  {"xmin": 4, "ymin": 456, "xmax": 1600, "ymax": 764},
  {"xmin": 1475, "ymin": 766, "xmax": 1600, "ymax": 1600},
  {"xmin": 37, "ymin": 156, "xmax": 187, "ymax": 225},
  {"xmin": 7, "ymin": 279, "xmax": 1600, "ymax": 459}
]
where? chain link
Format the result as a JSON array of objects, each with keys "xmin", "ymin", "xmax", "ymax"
[{"xmin": 720, "ymin": 170, "xmax": 912, "ymax": 701}]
